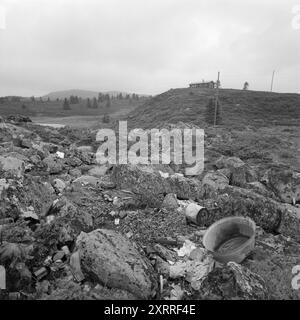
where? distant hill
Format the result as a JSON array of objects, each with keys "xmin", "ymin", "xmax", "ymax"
[
  {"xmin": 124, "ymin": 87, "xmax": 300, "ymax": 129},
  {"xmin": 43, "ymin": 89, "xmax": 149, "ymax": 100}
]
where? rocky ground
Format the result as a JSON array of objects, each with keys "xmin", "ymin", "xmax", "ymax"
[{"xmin": 0, "ymin": 115, "xmax": 299, "ymax": 300}]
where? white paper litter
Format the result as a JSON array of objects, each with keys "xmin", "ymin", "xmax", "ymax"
[
  {"xmin": 56, "ymin": 151, "xmax": 65, "ymax": 159},
  {"xmin": 174, "ymin": 239, "xmax": 197, "ymax": 257}
]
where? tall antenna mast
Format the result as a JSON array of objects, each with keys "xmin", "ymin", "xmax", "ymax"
[{"xmin": 270, "ymin": 70, "xmax": 275, "ymax": 92}]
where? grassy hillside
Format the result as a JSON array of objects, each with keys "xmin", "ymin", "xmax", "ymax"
[
  {"xmin": 125, "ymin": 88, "xmax": 300, "ymax": 129},
  {"xmin": 122, "ymin": 87, "xmax": 300, "ymax": 171}
]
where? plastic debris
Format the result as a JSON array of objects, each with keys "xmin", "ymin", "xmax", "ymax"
[
  {"xmin": 70, "ymin": 251, "xmax": 85, "ymax": 282},
  {"xmin": 112, "ymin": 197, "xmax": 119, "ymax": 206},
  {"xmin": 21, "ymin": 207, "xmax": 39, "ymax": 221},
  {"xmin": 169, "ymin": 253, "xmax": 214, "ymax": 291},
  {"xmin": 109, "ymin": 211, "xmax": 116, "ymax": 217},
  {"xmin": 56, "ymin": 151, "xmax": 65, "ymax": 159},
  {"xmin": 165, "ymin": 284, "xmax": 185, "ymax": 300},
  {"xmin": 159, "ymin": 171, "xmax": 169, "ymax": 178},
  {"xmin": 53, "ymin": 251, "xmax": 66, "ymax": 262},
  {"xmin": 61, "ymin": 246, "xmax": 70, "ymax": 256},
  {"xmin": 126, "ymin": 231, "xmax": 133, "ymax": 239},
  {"xmin": 159, "ymin": 275, "xmax": 164, "ymax": 294},
  {"xmin": 43, "ymin": 256, "xmax": 52, "ymax": 267},
  {"xmin": 174, "ymin": 240, "xmax": 197, "ymax": 257},
  {"xmin": 46, "ymin": 215, "xmax": 55, "ymax": 224},
  {"xmin": 34, "ymin": 267, "xmax": 48, "ymax": 281}
]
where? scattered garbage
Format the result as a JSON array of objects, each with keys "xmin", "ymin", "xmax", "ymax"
[
  {"xmin": 61, "ymin": 246, "xmax": 70, "ymax": 256},
  {"xmin": 56, "ymin": 151, "xmax": 65, "ymax": 159},
  {"xmin": 118, "ymin": 211, "xmax": 127, "ymax": 219},
  {"xmin": 46, "ymin": 215, "xmax": 55, "ymax": 224},
  {"xmin": 185, "ymin": 203, "xmax": 209, "ymax": 225},
  {"xmin": 53, "ymin": 251, "xmax": 66, "ymax": 262},
  {"xmin": 169, "ymin": 246, "xmax": 215, "ymax": 291},
  {"xmin": 165, "ymin": 283, "xmax": 185, "ymax": 300},
  {"xmin": 202, "ymin": 216, "xmax": 256, "ymax": 264},
  {"xmin": 159, "ymin": 171, "xmax": 169, "ymax": 178},
  {"xmin": 34, "ymin": 267, "xmax": 49, "ymax": 281},
  {"xmin": 20, "ymin": 207, "xmax": 39, "ymax": 221},
  {"xmin": 70, "ymin": 251, "xmax": 85, "ymax": 282},
  {"xmin": 126, "ymin": 231, "xmax": 133, "ymax": 239},
  {"xmin": 174, "ymin": 240, "xmax": 196, "ymax": 257}
]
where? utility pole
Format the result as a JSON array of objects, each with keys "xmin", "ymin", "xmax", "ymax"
[
  {"xmin": 214, "ymin": 71, "xmax": 220, "ymax": 126},
  {"xmin": 270, "ymin": 70, "xmax": 275, "ymax": 92}
]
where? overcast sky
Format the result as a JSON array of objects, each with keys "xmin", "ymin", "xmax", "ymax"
[{"xmin": 0, "ymin": 0, "xmax": 299, "ymax": 96}]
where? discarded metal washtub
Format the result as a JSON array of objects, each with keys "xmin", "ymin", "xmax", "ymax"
[{"xmin": 202, "ymin": 216, "xmax": 256, "ymax": 264}]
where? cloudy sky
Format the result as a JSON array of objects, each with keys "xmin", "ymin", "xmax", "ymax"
[{"xmin": 0, "ymin": 0, "xmax": 299, "ymax": 96}]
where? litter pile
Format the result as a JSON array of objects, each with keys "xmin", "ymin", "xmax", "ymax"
[{"xmin": 0, "ymin": 116, "xmax": 299, "ymax": 300}]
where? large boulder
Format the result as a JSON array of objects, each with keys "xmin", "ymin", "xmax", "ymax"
[
  {"xmin": 66, "ymin": 148, "xmax": 95, "ymax": 165},
  {"xmin": 261, "ymin": 166, "xmax": 300, "ymax": 204},
  {"xmin": 277, "ymin": 204, "xmax": 300, "ymax": 242},
  {"xmin": 196, "ymin": 261, "xmax": 268, "ymax": 300},
  {"xmin": 76, "ymin": 229, "xmax": 157, "ymax": 299},
  {"xmin": 0, "ymin": 156, "xmax": 25, "ymax": 178},
  {"xmin": 215, "ymin": 156, "xmax": 257, "ymax": 187},
  {"xmin": 161, "ymin": 193, "xmax": 179, "ymax": 210},
  {"xmin": 202, "ymin": 170, "xmax": 229, "ymax": 197},
  {"xmin": 42, "ymin": 155, "xmax": 64, "ymax": 174},
  {"xmin": 88, "ymin": 165, "xmax": 109, "ymax": 177},
  {"xmin": 52, "ymin": 178, "xmax": 66, "ymax": 194}
]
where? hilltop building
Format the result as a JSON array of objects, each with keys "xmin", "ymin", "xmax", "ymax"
[{"xmin": 189, "ymin": 81, "xmax": 216, "ymax": 89}]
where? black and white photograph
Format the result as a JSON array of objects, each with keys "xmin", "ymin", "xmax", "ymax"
[{"xmin": 0, "ymin": 0, "xmax": 299, "ymax": 305}]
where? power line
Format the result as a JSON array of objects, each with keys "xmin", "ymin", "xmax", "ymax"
[{"xmin": 214, "ymin": 71, "xmax": 220, "ymax": 126}]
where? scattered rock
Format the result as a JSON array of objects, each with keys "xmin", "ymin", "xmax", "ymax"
[
  {"xmin": 113, "ymin": 164, "xmax": 204, "ymax": 207},
  {"xmin": 69, "ymin": 168, "xmax": 82, "ymax": 177},
  {"xmin": 0, "ymin": 156, "xmax": 25, "ymax": 178},
  {"xmin": 161, "ymin": 193, "xmax": 178, "ymax": 209},
  {"xmin": 197, "ymin": 261, "xmax": 268, "ymax": 300},
  {"xmin": 261, "ymin": 166, "xmax": 300, "ymax": 204},
  {"xmin": 72, "ymin": 175, "xmax": 100, "ymax": 187},
  {"xmin": 76, "ymin": 229, "xmax": 158, "ymax": 299},
  {"xmin": 43, "ymin": 155, "xmax": 64, "ymax": 174},
  {"xmin": 52, "ymin": 179, "xmax": 66, "ymax": 194},
  {"xmin": 88, "ymin": 165, "xmax": 109, "ymax": 177},
  {"xmin": 202, "ymin": 170, "xmax": 229, "ymax": 196},
  {"xmin": 215, "ymin": 156, "xmax": 257, "ymax": 187}
]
